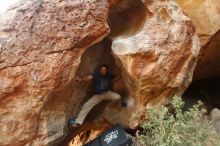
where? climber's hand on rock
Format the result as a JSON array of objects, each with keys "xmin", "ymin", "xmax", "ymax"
[{"xmin": 75, "ymin": 76, "xmax": 82, "ymax": 82}]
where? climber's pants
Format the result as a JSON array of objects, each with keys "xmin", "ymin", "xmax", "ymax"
[{"xmin": 75, "ymin": 90, "xmax": 121, "ymax": 125}]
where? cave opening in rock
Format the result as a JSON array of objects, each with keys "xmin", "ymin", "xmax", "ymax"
[
  {"xmin": 57, "ymin": 37, "xmax": 127, "ymax": 145},
  {"xmin": 69, "ymin": 37, "xmax": 126, "ymax": 122},
  {"xmin": 54, "ymin": 0, "xmax": 148, "ymax": 145},
  {"xmin": 183, "ymin": 76, "xmax": 220, "ymax": 113},
  {"xmin": 183, "ymin": 30, "xmax": 220, "ymax": 114}
]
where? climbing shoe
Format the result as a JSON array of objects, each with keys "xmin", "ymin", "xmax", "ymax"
[
  {"xmin": 120, "ymin": 96, "xmax": 127, "ymax": 107},
  {"xmin": 68, "ymin": 119, "xmax": 81, "ymax": 128}
]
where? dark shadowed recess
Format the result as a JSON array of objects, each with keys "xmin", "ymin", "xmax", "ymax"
[{"xmin": 183, "ymin": 76, "xmax": 220, "ymax": 113}]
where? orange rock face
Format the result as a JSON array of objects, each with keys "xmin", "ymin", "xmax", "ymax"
[
  {"xmin": 0, "ymin": 0, "xmax": 109, "ymax": 145},
  {"xmin": 194, "ymin": 31, "xmax": 220, "ymax": 80},
  {"xmin": 176, "ymin": 0, "xmax": 220, "ymax": 80},
  {"xmin": 0, "ymin": 0, "xmax": 200, "ymax": 145},
  {"xmin": 176, "ymin": 0, "xmax": 220, "ymax": 46},
  {"xmin": 104, "ymin": 0, "xmax": 200, "ymax": 128}
]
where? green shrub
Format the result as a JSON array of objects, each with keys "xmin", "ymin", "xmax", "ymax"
[{"xmin": 135, "ymin": 96, "xmax": 220, "ymax": 146}]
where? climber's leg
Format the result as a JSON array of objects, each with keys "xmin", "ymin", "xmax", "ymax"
[
  {"xmin": 69, "ymin": 91, "xmax": 121, "ymax": 128},
  {"xmin": 75, "ymin": 93, "xmax": 105, "ymax": 125},
  {"xmin": 103, "ymin": 90, "xmax": 121, "ymax": 101}
]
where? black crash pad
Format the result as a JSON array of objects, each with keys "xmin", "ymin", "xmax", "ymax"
[{"xmin": 84, "ymin": 124, "xmax": 133, "ymax": 146}]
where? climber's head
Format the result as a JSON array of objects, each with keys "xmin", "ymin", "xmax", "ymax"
[{"xmin": 99, "ymin": 64, "xmax": 108, "ymax": 76}]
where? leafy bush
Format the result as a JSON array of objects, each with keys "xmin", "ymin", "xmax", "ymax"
[{"xmin": 135, "ymin": 96, "xmax": 220, "ymax": 146}]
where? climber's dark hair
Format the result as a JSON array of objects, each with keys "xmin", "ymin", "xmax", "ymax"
[
  {"xmin": 100, "ymin": 64, "xmax": 109, "ymax": 70},
  {"xmin": 94, "ymin": 64, "xmax": 109, "ymax": 73}
]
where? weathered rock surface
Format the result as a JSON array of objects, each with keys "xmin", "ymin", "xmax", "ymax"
[
  {"xmin": 0, "ymin": 0, "xmax": 200, "ymax": 145},
  {"xmin": 176, "ymin": 0, "xmax": 220, "ymax": 80},
  {"xmin": 211, "ymin": 108, "xmax": 220, "ymax": 122},
  {"xmin": 0, "ymin": 0, "xmax": 109, "ymax": 145},
  {"xmin": 104, "ymin": 0, "xmax": 200, "ymax": 128},
  {"xmin": 176, "ymin": 0, "xmax": 220, "ymax": 46},
  {"xmin": 210, "ymin": 108, "xmax": 220, "ymax": 133},
  {"xmin": 194, "ymin": 30, "xmax": 220, "ymax": 80}
]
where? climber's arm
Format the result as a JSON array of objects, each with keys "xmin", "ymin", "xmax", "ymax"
[
  {"xmin": 113, "ymin": 69, "xmax": 122, "ymax": 82},
  {"xmin": 113, "ymin": 74, "xmax": 121, "ymax": 82},
  {"xmin": 75, "ymin": 75, "xmax": 93, "ymax": 82}
]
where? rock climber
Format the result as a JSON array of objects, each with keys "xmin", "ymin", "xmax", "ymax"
[{"xmin": 68, "ymin": 64, "xmax": 122, "ymax": 128}]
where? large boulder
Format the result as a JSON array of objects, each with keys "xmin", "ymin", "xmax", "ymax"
[
  {"xmin": 104, "ymin": 0, "xmax": 200, "ymax": 128},
  {"xmin": 0, "ymin": 0, "xmax": 110, "ymax": 145},
  {"xmin": 176, "ymin": 0, "xmax": 220, "ymax": 80},
  {"xmin": 0, "ymin": 0, "xmax": 200, "ymax": 145}
]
